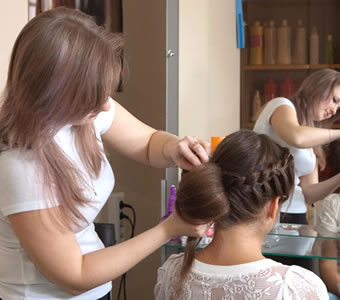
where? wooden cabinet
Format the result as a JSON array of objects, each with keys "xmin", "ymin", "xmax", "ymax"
[{"xmin": 240, "ymin": 0, "xmax": 340, "ymax": 129}]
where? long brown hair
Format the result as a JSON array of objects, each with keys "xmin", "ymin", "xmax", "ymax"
[
  {"xmin": 291, "ymin": 68, "xmax": 340, "ymax": 168},
  {"xmin": 0, "ymin": 7, "xmax": 124, "ymax": 227},
  {"xmin": 175, "ymin": 130, "xmax": 295, "ymax": 292}
]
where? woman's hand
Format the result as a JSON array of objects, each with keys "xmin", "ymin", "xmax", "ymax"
[
  {"xmin": 161, "ymin": 211, "xmax": 209, "ymax": 239},
  {"xmin": 164, "ymin": 136, "xmax": 210, "ymax": 171}
]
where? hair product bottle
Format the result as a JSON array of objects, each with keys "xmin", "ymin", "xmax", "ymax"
[
  {"xmin": 264, "ymin": 77, "xmax": 278, "ymax": 103},
  {"xmin": 280, "ymin": 77, "xmax": 296, "ymax": 99},
  {"xmin": 251, "ymin": 90, "xmax": 262, "ymax": 122},
  {"xmin": 211, "ymin": 136, "xmax": 225, "ymax": 154},
  {"xmin": 293, "ymin": 20, "xmax": 307, "ymax": 64},
  {"xmin": 277, "ymin": 19, "xmax": 291, "ymax": 64},
  {"xmin": 264, "ymin": 20, "xmax": 276, "ymax": 64},
  {"xmin": 249, "ymin": 21, "xmax": 263, "ymax": 65},
  {"xmin": 326, "ymin": 34, "xmax": 334, "ymax": 64},
  {"xmin": 309, "ymin": 26, "xmax": 319, "ymax": 64}
]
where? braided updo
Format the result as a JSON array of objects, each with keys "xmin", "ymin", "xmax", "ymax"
[{"xmin": 175, "ymin": 129, "xmax": 295, "ymax": 292}]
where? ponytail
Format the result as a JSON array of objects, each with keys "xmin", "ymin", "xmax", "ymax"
[{"xmin": 175, "ymin": 163, "xmax": 229, "ymax": 294}]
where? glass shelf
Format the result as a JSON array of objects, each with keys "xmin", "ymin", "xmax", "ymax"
[{"xmin": 163, "ymin": 223, "xmax": 340, "ymax": 260}]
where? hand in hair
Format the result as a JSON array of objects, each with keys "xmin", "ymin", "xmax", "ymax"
[
  {"xmin": 161, "ymin": 210, "xmax": 210, "ymax": 239},
  {"xmin": 163, "ymin": 136, "xmax": 210, "ymax": 171}
]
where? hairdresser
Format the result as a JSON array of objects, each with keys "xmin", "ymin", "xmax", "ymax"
[
  {"xmin": 254, "ymin": 69, "xmax": 340, "ymax": 225},
  {"xmin": 0, "ymin": 7, "xmax": 210, "ymax": 300}
]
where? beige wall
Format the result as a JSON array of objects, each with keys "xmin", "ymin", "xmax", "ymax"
[
  {"xmin": 0, "ymin": 1, "xmax": 28, "ymax": 91},
  {"xmin": 107, "ymin": 1, "xmax": 167, "ymax": 299},
  {"xmin": 179, "ymin": 0, "xmax": 240, "ymax": 140}
]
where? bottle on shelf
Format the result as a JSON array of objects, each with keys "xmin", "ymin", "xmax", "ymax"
[
  {"xmin": 264, "ymin": 20, "xmax": 276, "ymax": 65},
  {"xmin": 309, "ymin": 26, "xmax": 319, "ymax": 64},
  {"xmin": 326, "ymin": 34, "xmax": 334, "ymax": 64},
  {"xmin": 280, "ymin": 77, "xmax": 296, "ymax": 99},
  {"xmin": 249, "ymin": 21, "xmax": 263, "ymax": 65},
  {"xmin": 264, "ymin": 77, "xmax": 278, "ymax": 103},
  {"xmin": 277, "ymin": 19, "xmax": 291, "ymax": 64},
  {"xmin": 251, "ymin": 90, "xmax": 262, "ymax": 122},
  {"xmin": 293, "ymin": 19, "xmax": 307, "ymax": 64}
]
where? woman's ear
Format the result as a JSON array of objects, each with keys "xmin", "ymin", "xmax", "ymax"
[
  {"xmin": 263, "ymin": 196, "xmax": 280, "ymax": 234},
  {"xmin": 267, "ymin": 196, "xmax": 280, "ymax": 221}
]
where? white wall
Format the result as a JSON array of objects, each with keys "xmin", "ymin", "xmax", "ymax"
[
  {"xmin": 0, "ymin": 1, "xmax": 28, "ymax": 91},
  {"xmin": 179, "ymin": 0, "xmax": 240, "ymax": 141}
]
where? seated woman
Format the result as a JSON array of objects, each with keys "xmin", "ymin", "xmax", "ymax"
[
  {"xmin": 154, "ymin": 129, "xmax": 328, "ymax": 299},
  {"xmin": 316, "ymin": 140, "xmax": 340, "ymax": 300}
]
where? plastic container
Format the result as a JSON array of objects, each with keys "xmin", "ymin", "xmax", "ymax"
[
  {"xmin": 249, "ymin": 21, "xmax": 263, "ymax": 65},
  {"xmin": 211, "ymin": 136, "xmax": 225, "ymax": 154},
  {"xmin": 280, "ymin": 77, "xmax": 296, "ymax": 99},
  {"xmin": 309, "ymin": 26, "xmax": 319, "ymax": 64},
  {"xmin": 251, "ymin": 90, "xmax": 262, "ymax": 122},
  {"xmin": 264, "ymin": 20, "xmax": 276, "ymax": 64},
  {"xmin": 277, "ymin": 19, "xmax": 291, "ymax": 64},
  {"xmin": 264, "ymin": 77, "xmax": 278, "ymax": 103},
  {"xmin": 293, "ymin": 20, "xmax": 307, "ymax": 64},
  {"xmin": 326, "ymin": 34, "xmax": 334, "ymax": 64},
  {"xmin": 160, "ymin": 185, "xmax": 176, "ymax": 222}
]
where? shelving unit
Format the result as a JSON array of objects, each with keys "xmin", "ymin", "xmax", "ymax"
[{"xmin": 240, "ymin": 0, "xmax": 340, "ymax": 129}]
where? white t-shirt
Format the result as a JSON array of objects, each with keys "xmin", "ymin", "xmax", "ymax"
[
  {"xmin": 0, "ymin": 98, "xmax": 116, "ymax": 299},
  {"xmin": 253, "ymin": 97, "xmax": 316, "ymax": 214},
  {"xmin": 154, "ymin": 253, "xmax": 328, "ymax": 300}
]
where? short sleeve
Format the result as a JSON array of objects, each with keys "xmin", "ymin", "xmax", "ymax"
[
  {"xmin": 263, "ymin": 97, "xmax": 296, "ymax": 124},
  {"xmin": 315, "ymin": 194, "xmax": 340, "ymax": 237},
  {"xmin": 94, "ymin": 97, "xmax": 116, "ymax": 135},
  {"xmin": 283, "ymin": 265, "xmax": 328, "ymax": 299},
  {"xmin": 0, "ymin": 150, "xmax": 52, "ymax": 216}
]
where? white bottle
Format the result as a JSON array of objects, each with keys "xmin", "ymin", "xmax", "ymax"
[
  {"xmin": 277, "ymin": 19, "xmax": 291, "ymax": 64},
  {"xmin": 251, "ymin": 90, "xmax": 262, "ymax": 122},
  {"xmin": 293, "ymin": 20, "xmax": 307, "ymax": 64},
  {"xmin": 310, "ymin": 26, "xmax": 319, "ymax": 64},
  {"xmin": 264, "ymin": 20, "xmax": 276, "ymax": 64}
]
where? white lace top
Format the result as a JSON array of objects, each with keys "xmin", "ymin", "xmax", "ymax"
[{"xmin": 154, "ymin": 254, "xmax": 328, "ymax": 300}]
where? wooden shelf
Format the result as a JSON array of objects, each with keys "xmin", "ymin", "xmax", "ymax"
[
  {"xmin": 243, "ymin": 122, "xmax": 340, "ymax": 130},
  {"xmin": 244, "ymin": 64, "xmax": 340, "ymax": 71}
]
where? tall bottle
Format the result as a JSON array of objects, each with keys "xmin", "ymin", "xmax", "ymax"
[
  {"xmin": 251, "ymin": 90, "xmax": 262, "ymax": 122},
  {"xmin": 326, "ymin": 34, "xmax": 334, "ymax": 64},
  {"xmin": 264, "ymin": 20, "xmax": 276, "ymax": 64},
  {"xmin": 277, "ymin": 19, "xmax": 291, "ymax": 64},
  {"xmin": 309, "ymin": 26, "xmax": 319, "ymax": 64},
  {"xmin": 293, "ymin": 20, "xmax": 307, "ymax": 64},
  {"xmin": 264, "ymin": 77, "xmax": 278, "ymax": 103},
  {"xmin": 280, "ymin": 77, "xmax": 296, "ymax": 99},
  {"xmin": 249, "ymin": 21, "xmax": 263, "ymax": 65},
  {"xmin": 160, "ymin": 185, "xmax": 176, "ymax": 222}
]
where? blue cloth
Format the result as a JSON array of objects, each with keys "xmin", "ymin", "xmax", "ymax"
[{"xmin": 329, "ymin": 292, "xmax": 340, "ymax": 300}]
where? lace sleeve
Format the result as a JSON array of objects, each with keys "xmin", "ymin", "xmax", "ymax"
[
  {"xmin": 283, "ymin": 265, "xmax": 328, "ymax": 299},
  {"xmin": 316, "ymin": 194, "xmax": 340, "ymax": 237},
  {"xmin": 154, "ymin": 254, "xmax": 183, "ymax": 300}
]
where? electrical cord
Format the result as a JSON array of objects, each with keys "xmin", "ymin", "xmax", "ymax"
[
  {"xmin": 120, "ymin": 202, "xmax": 136, "ymax": 235},
  {"xmin": 116, "ymin": 202, "xmax": 136, "ymax": 300}
]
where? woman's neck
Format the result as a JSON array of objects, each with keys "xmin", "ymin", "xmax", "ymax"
[{"xmin": 195, "ymin": 224, "xmax": 266, "ymax": 266}]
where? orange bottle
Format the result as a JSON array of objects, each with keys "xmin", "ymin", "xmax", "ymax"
[{"xmin": 211, "ymin": 137, "xmax": 225, "ymax": 155}]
